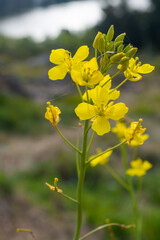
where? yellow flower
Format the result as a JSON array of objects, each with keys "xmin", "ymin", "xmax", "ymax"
[
  {"xmin": 48, "ymin": 46, "xmax": 89, "ymax": 80},
  {"xmin": 71, "ymin": 57, "xmax": 103, "ymax": 87},
  {"xmin": 112, "ymin": 121, "xmax": 127, "ymax": 140},
  {"xmin": 89, "ymin": 148, "xmax": 112, "ymax": 167},
  {"xmin": 75, "ymin": 85, "xmax": 128, "ymax": 135},
  {"xmin": 83, "ymin": 75, "xmax": 120, "ymax": 101},
  {"xmin": 112, "ymin": 121, "xmax": 149, "ymax": 146},
  {"xmin": 45, "ymin": 101, "xmax": 61, "ymax": 126},
  {"xmin": 125, "ymin": 119, "xmax": 147, "ymax": 145},
  {"xmin": 118, "ymin": 57, "xmax": 155, "ymax": 81},
  {"xmin": 126, "ymin": 158, "xmax": 152, "ymax": 177}
]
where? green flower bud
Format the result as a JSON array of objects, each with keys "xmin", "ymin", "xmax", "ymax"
[
  {"xmin": 93, "ymin": 32, "xmax": 105, "ymax": 53},
  {"xmin": 123, "ymin": 44, "xmax": 132, "ymax": 53},
  {"xmin": 106, "ymin": 25, "xmax": 114, "ymax": 42},
  {"xmin": 115, "ymin": 33, "xmax": 126, "ymax": 43},
  {"xmin": 115, "ymin": 41, "xmax": 123, "ymax": 48},
  {"xmin": 119, "ymin": 61, "xmax": 129, "ymax": 72},
  {"xmin": 110, "ymin": 53, "xmax": 126, "ymax": 63},
  {"xmin": 126, "ymin": 48, "xmax": 138, "ymax": 58},
  {"xmin": 106, "ymin": 41, "xmax": 114, "ymax": 52},
  {"xmin": 117, "ymin": 44, "xmax": 124, "ymax": 53},
  {"xmin": 119, "ymin": 56, "xmax": 130, "ymax": 63}
]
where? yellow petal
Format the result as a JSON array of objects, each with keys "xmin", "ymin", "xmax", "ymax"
[
  {"xmin": 90, "ymin": 150, "xmax": 112, "ymax": 167},
  {"xmin": 50, "ymin": 49, "xmax": 66, "ymax": 64},
  {"xmin": 89, "ymin": 86, "xmax": 109, "ymax": 106},
  {"xmin": 89, "ymin": 71, "xmax": 103, "ymax": 85},
  {"xmin": 48, "ymin": 65, "xmax": 68, "ymax": 80},
  {"xmin": 142, "ymin": 161, "xmax": 152, "ymax": 171},
  {"xmin": 73, "ymin": 45, "xmax": 89, "ymax": 61},
  {"xmin": 106, "ymin": 103, "xmax": 128, "ymax": 120},
  {"xmin": 75, "ymin": 103, "xmax": 96, "ymax": 120},
  {"xmin": 71, "ymin": 68, "xmax": 86, "ymax": 86},
  {"xmin": 108, "ymin": 90, "xmax": 120, "ymax": 100},
  {"xmin": 126, "ymin": 168, "xmax": 145, "ymax": 177},
  {"xmin": 85, "ymin": 57, "xmax": 98, "ymax": 71},
  {"xmin": 99, "ymin": 75, "xmax": 111, "ymax": 88},
  {"xmin": 131, "ymin": 158, "xmax": 142, "ymax": 168},
  {"xmin": 137, "ymin": 64, "xmax": 155, "ymax": 74},
  {"xmin": 92, "ymin": 116, "xmax": 111, "ymax": 135}
]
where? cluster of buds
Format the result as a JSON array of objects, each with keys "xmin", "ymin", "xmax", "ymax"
[{"xmin": 93, "ymin": 25, "xmax": 138, "ymax": 74}]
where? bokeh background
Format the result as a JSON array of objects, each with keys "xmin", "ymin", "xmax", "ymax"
[{"xmin": 0, "ymin": 0, "xmax": 160, "ymax": 239}]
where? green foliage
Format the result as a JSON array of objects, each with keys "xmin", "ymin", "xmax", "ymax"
[{"xmin": 0, "ymin": 93, "xmax": 47, "ymax": 135}]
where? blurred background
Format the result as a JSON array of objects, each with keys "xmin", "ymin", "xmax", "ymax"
[{"xmin": 0, "ymin": 0, "xmax": 160, "ymax": 239}]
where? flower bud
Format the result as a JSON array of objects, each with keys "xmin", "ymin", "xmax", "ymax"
[
  {"xmin": 106, "ymin": 25, "xmax": 114, "ymax": 42},
  {"xmin": 93, "ymin": 32, "xmax": 105, "ymax": 53},
  {"xmin": 123, "ymin": 44, "xmax": 132, "ymax": 53},
  {"xmin": 110, "ymin": 53, "xmax": 125, "ymax": 63},
  {"xmin": 115, "ymin": 33, "xmax": 126, "ymax": 43},
  {"xmin": 126, "ymin": 48, "xmax": 138, "ymax": 58},
  {"xmin": 119, "ymin": 60, "xmax": 129, "ymax": 72}
]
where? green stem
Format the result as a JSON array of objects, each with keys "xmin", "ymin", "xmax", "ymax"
[
  {"xmin": 95, "ymin": 49, "xmax": 97, "ymax": 59},
  {"xmin": 87, "ymin": 131, "xmax": 95, "ymax": 153},
  {"xmin": 101, "ymin": 70, "xmax": 120, "ymax": 87},
  {"xmin": 79, "ymin": 223, "xmax": 135, "ymax": 240},
  {"xmin": 86, "ymin": 140, "xmax": 127, "ymax": 165},
  {"xmin": 76, "ymin": 83, "xmax": 83, "ymax": 102},
  {"xmin": 60, "ymin": 192, "xmax": 79, "ymax": 204},
  {"xmin": 106, "ymin": 165, "xmax": 130, "ymax": 191},
  {"xmin": 55, "ymin": 125, "xmax": 81, "ymax": 154},
  {"xmin": 109, "ymin": 78, "xmax": 128, "ymax": 94},
  {"xmin": 73, "ymin": 120, "xmax": 89, "ymax": 240}
]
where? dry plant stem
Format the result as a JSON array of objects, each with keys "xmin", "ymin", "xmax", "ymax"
[
  {"xmin": 16, "ymin": 229, "xmax": 36, "ymax": 240},
  {"xmin": 79, "ymin": 223, "xmax": 135, "ymax": 240},
  {"xmin": 86, "ymin": 140, "xmax": 127, "ymax": 165},
  {"xmin": 55, "ymin": 125, "xmax": 81, "ymax": 154}
]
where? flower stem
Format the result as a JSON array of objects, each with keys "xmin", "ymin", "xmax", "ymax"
[
  {"xmin": 76, "ymin": 83, "xmax": 83, "ymax": 102},
  {"xmin": 79, "ymin": 223, "xmax": 135, "ymax": 240},
  {"xmin": 109, "ymin": 78, "xmax": 128, "ymax": 94},
  {"xmin": 55, "ymin": 125, "xmax": 81, "ymax": 154},
  {"xmin": 106, "ymin": 165, "xmax": 130, "ymax": 191},
  {"xmin": 87, "ymin": 131, "xmax": 95, "ymax": 153},
  {"xmin": 86, "ymin": 140, "xmax": 127, "ymax": 165},
  {"xmin": 73, "ymin": 120, "xmax": 90, "ymax": 240}
]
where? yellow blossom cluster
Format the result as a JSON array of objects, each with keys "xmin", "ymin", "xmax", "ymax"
[
  {"xmin": 112, "ymin": 120, "xmax": 149, "ymax": 146},
  {"xmin": 45, "ymin": 25, "xmax": 154, "ymax": 137}
]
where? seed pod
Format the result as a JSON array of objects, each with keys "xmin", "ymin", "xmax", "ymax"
[
  {"xmin": 110, "ymin": 53, "xmax": 125, "ymax": 63},
  {"xmin": 119, "ymin": 56, "xmax": 130, "ymax": 63},
  {"xmin": 106, "ymin": 25, "xmax": 114, "ymax": 42}
]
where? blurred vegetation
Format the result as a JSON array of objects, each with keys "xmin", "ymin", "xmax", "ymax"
[
  {"xmin": 0, "ymin": 151, "xmax": 160, "ymax": 239},
  {"xmin": 98, "ymin": 0, "xmax": 160, "ymax": 51}
]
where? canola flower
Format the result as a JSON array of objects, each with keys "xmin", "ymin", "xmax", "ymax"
[
  {"xmin": 44, "ymin": 25, "xmax": 155, "ymax": 240},
  {"xmin": 71, "ymin": 57, "xmax": 103, "ymax": 87},
  {"xmin": 125, "ymin": 119, "xmax": 147, "ymax": 145},
  {"xmin": 75, "ymin": 85, "xmax": 128, "ymax": 135},
  {"xmin": 89, "ymin": 148, "xmax": 112, "ymax": 167},
  {"xmin": 118, "ymin": 57, "xmax": 155, "ymax": 81},
  {"xmin": 48, "ymin": 46, "xmax": 89, "ymax": 80},
  {"xmin": 126, "ymin": 158, "xmax": 152, "ymax": 177},
  {"xmin": 45, "ymin": 101, "xmax": 61, "ymax": 126},
  {"xmin": 112, "ymin": 121, "xmax": 149, "ymax": 146}
]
